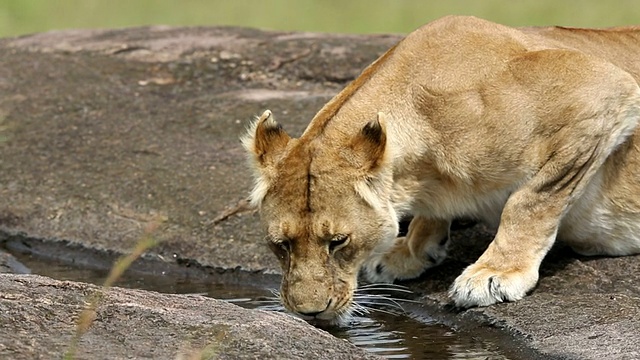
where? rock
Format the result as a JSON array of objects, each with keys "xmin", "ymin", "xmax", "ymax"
[
  {"xmin": 0, "ymin": 274, "xmax": 377, "ymax": 359},
  {"xmin": 0, "ymin": 249, "xmax": 30, "ymax": 274},
  {"xmin": 0, "ymin": 25, "xmax": 639, "ymax": 360},
  {"xmin": 0, "ymin": 26, "xmax": 399, "ymax": 273}
]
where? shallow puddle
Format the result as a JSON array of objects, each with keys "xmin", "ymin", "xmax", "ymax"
[{"xmin": 7, "ymin": 249, "xmax": 511, "ymax": 359}]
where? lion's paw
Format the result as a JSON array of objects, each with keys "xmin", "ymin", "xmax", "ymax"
[
  {"xmin": 449, "ymin": 262, "xmax": 538, "ymax": 308},
  {"xmin": 362, "ymin": 236, "xmax": 447, "ymax": 283}
]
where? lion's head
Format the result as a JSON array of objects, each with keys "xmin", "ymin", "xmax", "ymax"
[{"xmin": 242, "ymin": 110, "xmax": 399, "ymax": 324}]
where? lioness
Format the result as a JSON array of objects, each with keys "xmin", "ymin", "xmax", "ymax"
[{"xmin": 243, "ymin": 15, "xmax": 640, "ymax": 323}]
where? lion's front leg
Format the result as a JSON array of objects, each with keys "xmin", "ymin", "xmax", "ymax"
[
  {"xmin": 449, "ymin": 138, "xmax": 626, "ymax": 307},
  {"xmin": 449, "ymin": 49, "xmax": 640, "ymax": 308},
  {"xmin": 363, "ymin": 216, "xmax": 450, "ymax": 283},
  {"xmin": 449, "ymin": 185, "xmax": 562, "ymax": 307}
]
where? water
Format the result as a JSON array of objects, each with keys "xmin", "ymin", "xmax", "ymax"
[{"xmin": 6, "ymin": 249, "xmax": 510, "ymax": 359}]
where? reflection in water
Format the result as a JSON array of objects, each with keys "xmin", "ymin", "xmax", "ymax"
[
  {"xmin": 9, "ymin": 253, "xmax": 509, "ymax": 360},
  {"xmin": 332, "ymin": 317, "xmax": 410, "ymax": 359},
  {"xmin": 224, "ymin": 290, "xmax": 507, "ymax": 359}
]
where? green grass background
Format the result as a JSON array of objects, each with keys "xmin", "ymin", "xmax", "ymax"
[{"xmin": 0, "ymin": 0, "xmax": 639, "ymax": 38}]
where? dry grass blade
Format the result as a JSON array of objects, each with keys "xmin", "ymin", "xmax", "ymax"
[{"xmin": 63, "ymin": 220, "xmax": 162, "ymax": 360}]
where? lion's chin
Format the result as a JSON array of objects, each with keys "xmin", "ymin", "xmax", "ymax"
[
  {"xmin": 307, "ymin": 315, "xmax": 351, "ymax": 329},
  {"xmin": 289, "ymin": 309, "xmax": 353, "ymax": 329}
]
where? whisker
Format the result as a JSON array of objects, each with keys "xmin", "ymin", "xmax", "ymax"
[
  {"xmin": 355, "ymin": 293, "xmax": 406, "ymax": 304},
  {"xmin": 252, "ymin": 299, "xmax": 283, "ymax": 304},
  {"xmin": 249, "ymin": 290, "xmax": 286, "ymax": 311},
  {"xmin": 350, "ymin": 303, "xmax": 371, "ymax": 316},
  {"xmin": 358, "ymin": 283, "xmax": 410, "ymax": 290},
  {"xmin": 354, "ymin": 294, "xmax": 405, "ymax": 300},
  {"xmin": 355, "ymin": 287, "xmax": 414, "ymax": 294},
  {"xmin": 389, "ymin": 298, "xmax": 421, "ymax": 304},
  {"xmin": 355, "ymin": 293, "xmax": 396, "ymax": 301},
  {"xmin": 354, "ymin": 303, "xmax": 403, "ymax": 316},
  {"xmin": 355, "ymin": 297, "xmax": 404, "ymax": 306},
  {"xmin": 357, "ymin": 284, "xmax": 411, "ymax": 290},
  {"xmin": 355, "ymin": 299, "xmax": 405, "ymax": 312},
  {"xmin": 335, "ymin": 306, "xmax": 357, "ymax": 326},
  {"xmin": 353, "ymin": 295, "xmax": 411, "ymax": 312},
  {"xmin": 255, "ymin": 295, "xmax": 281, "ymax": 300},
  {"xmin": 355, "ymin": 291, "xmax": 420, "ymax": 302}
]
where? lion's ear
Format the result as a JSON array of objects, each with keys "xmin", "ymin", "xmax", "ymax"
[
  {"xmin": 242, "ymin": 110, "xmax": 291, "ymax": 207},
  {"xmin": 242, "ymin": 110, "xmax": 291, "ymax": 168},
  {"xmin": 351, "ymin": 112, "xmax": 388, "ymax": 171}
]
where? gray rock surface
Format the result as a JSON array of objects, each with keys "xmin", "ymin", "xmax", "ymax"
[
  {"xmin": 0, "ymin": 249, "xmax": 30, "ymax": 274},
  {"xmin": 0, "ymin": 274, "xmax": 377, "ymax": 360},
  {"xmin": 0, "ymin": 26, "xmax": 398, "ymax": 273},
  {"xmin": 0, "ymin": 26, "xmax": 639, "ymax": 359}
]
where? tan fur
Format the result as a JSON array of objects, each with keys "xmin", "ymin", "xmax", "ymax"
[{"xmin": 243, "ymin": 16, "xmax": 640, "ymax": 318}]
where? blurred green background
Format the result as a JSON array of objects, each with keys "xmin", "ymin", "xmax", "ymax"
[{"xmin": 0, "ymin": 0, "xmax": 639, "ymax": 38}]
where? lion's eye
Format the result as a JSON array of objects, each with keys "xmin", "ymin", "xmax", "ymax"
[
  {"xmin": 268, "ymin": 236, "xmax": 290, "ymax": 254},
  {"xmin": 276, "ymin": 239, "xmax": 290, "ymax": 252},
  {"xmin": 329, "ymin": 234, "xmax": 349, "ymax": 252}
]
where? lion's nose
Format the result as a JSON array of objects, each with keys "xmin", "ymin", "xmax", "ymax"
[{"xmin": 295, "ymin": 299, "xmax": 332, "ymax": 317}]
